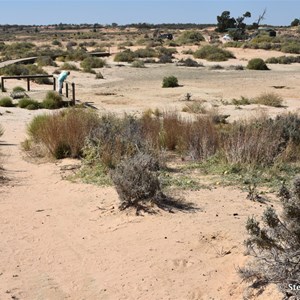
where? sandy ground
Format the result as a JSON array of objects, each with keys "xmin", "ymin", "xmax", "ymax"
[{"xmin": 0, "ymin": 46, "xmax": 298, "ymax": 299}]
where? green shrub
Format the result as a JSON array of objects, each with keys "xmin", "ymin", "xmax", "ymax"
[
  {"xmin": 158, "ymin": 54, "xmax": 173, "ymax": 64},
  {"xmin": 176, "ymin": 30, "xmax": 205, "ymax": 45},
  {"xmin": 281, "ymin": 42, "xmax": 300, "ymax": 54},
  {"xmin": 12, "ymin": 86, "xmax": 26, "ymax": 92},
  {"xmin": 253, "ymin": 92, "xmax": 283, "ymax": 107},
  {"xmin": 36, "ymin": 56, "xmax": 57, "ymax": 67},
  {"xmin": 264, "ymin": 57, "xmax": 279, "ymax": 64},
  {"xmin": 60, "ymin": 62, "xmax": 79, "ymax": 71},
  {"xmin": 265, "ymin": 56, "xmax": 300, "ymax": 64},
  {"xmin": 42, "ymin": 91, "xmax": 63, "ymax": 109},
  {"xmin": 65, "ymin": 49, "xmax": 88, "ymax": 61},
  {"xmin": 52, "ymin": 40, "xmax": 62, "ymax": 46},
  {"xmin": 131, "ymin": 60, "xmax": 145, "ymax": 68},
  {"xmin": 80, "ymin": 56, "xmax": 106, "ymax": 70},
  {"xmin": 247, "ymin": 58, "xmax": 269, "ymax": 70},
  {"xmin": 162, "ymin": 76, "xmax": 179, "ymax": 88},
  {"xmin": 0, "ymin": 97, "xmax": 14, "ymax": 107},
  {"xmin": 156, "ymin": 47, "xmax": 177, "ymax": 57},
  {"xmin": 0, "ymin": 64, "xmax": 29, "ymax": 76},
  {"xmin": 18, "ymin": 98, "xmax": 40, "ymax": 110},
  {"xmin": 134, "ymin": 48, "xmax": 157, "ymax": 58},
  {"xmin": 177, "ymin": 58, "xmax": 202, "ymax": 67},
  {"xmin": 114, "ymin": 49, "xmax": 136, "ymax": 62},
  {"xmin": 193, "ymin": 45, "xmax": 235, "ymax": 61}
]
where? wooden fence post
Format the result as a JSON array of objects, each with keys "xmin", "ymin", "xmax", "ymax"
[
  {"xmin": 27, "ymin": 78, "xmax": 30, "ymax": 91},
  {"xmin": 72, "ymin": 83, "xmax": 75, "ymax": 105},
  {"xmin": 66, "ymin": 83, "xmax": 69, "ymax": 98},
  {"xmin": 1, "ymin": 77, "xmax": 4, "ymax": 92}
]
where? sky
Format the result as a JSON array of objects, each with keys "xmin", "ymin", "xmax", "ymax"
[{"xmin": 0, "ymin": 0, "xmax": 299, "ymax": 26}]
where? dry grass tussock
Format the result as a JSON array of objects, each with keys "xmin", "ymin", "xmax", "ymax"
[
  {"xmin": 222, "ymin": 116, "xmax": 283, "ymax": 167},
  {"xmin": 26, "ymin": 108, "xmax": 100, "ymax": 159}
]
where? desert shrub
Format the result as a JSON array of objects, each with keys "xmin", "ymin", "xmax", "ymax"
[
  {"xmin": 222, "ymin": 117, "xmax": 283, "ymax": 166},
  {"xmin": 160, "ymin": 112, "xmax": 185, "ymax": 151},
  {"xmin": 26, "ymin": 108, "xmax": 100, "ymax": 158},
  {"xmin": 247, "ymin": 58, "xmax": 269, "ymax": 70},
  {"xmin": 158, "ymin": 54, "xmax": 173, "ymax": 64},
  {"xmin": 231, "ymin": 96, "xmax": 251, "ymax": 105},
  {"xmin": 177, "ymin": 58, "xmax": 202, "ymax": 67},
  {"xmin": 60, "ymin": 62, "xmax": 79, "ymax": 71},
  {"xmin": 275, "ymin": 113, "xmax": 300, "ymax": 146},
  {"xmin": 162, "ymin": 76, "xmax": 179, "ymax": 88},
  {"xmin": 240, "ymin": 177, "xmax": 300, "ymax": 298},
  {"xmin": 12, "ymin": 86, "xmax": 26, "ymax": 92},
  {"xmin": 264, "ymin": 57, "xmax": 279, "ymax": 64},
  {"xmin": 182, "ymin": 101, "xmax": 207, "ymax": 114},
  {"xmin": 226, "ymin": 65, "xmax": 244, "ymax": 70},
  {"xmin": 80, "ymin": 56, "xmax": 106, "ymax": 70},
  {"xmin": 131, "ymin": 60, "xmax": 145, "ymax": 68},
  {"xmin": 18, "ymin": 98, "xmax": 40, "ymax": 110},
  {"xmin": 36, "ymin": 56, "xmax": 57, "ymax": 67},
  {"xmin": 0, "ymin": 97, "xmax": 14, "ymax": 107},
  {"xmin": 66, "ymin": 41, "xmax": 77, "ymax": 49},
  {"xmin": 253, "ymin": 92, "xmax": 283, "ymax": 107},
  {"xmin": 1, "ymin": 42, "xmax": 35, "ymax": 59},
  {"xmin": 281, "ymin": 42, "xmax": 300, "ymax": 54},
  {"xmin": 209, "ymin": 64, "xmax": 224, "ymax": 70},
  {"xmin": 42, "ymin": 91, "xmax": 63, "ymax": 109},
  {"xmin": 176, "ymin": 30, "xmax": 205, "ymax": 45},
  {"xmin": 114, "ymin": 49, "xmax": 136, "ymax": 62},
  {"xmin": 0, "ymin": 64, "xmax": 29, "ymax": 76},
  {"xmin": 156, "ymin": 47, "xmax": 177, "ymax": 57},
  {"xmin": 140, "ymin": 113, "xmax": 161, "ymax": 149},
  {"xmin": 265, "ymin": 56, "xmax": 300, "ymax": 64},
  {"xmin": 193, "ymin": 45, "xmax": 235, "ymax": 61},
  {"xmin": 52, "ymin": 40, "xmax": 62, "ymax": 46},
  {"xmin": 181, "ymin": 49, "xmax": 194, "ymax": 55},
  {"xmin": 83, "ymin": 114, "xmax": 152, "ymax": 170},
  {"xmin": 65, "ymin": 49, "xmax": 88, "ymax": 61},
  {"xmin": 111, "ymin": 152, "xmax": 161, "ymax": 211},
  {"xmin": 183, "ymin": 116, "xmax": 219, "ymax": 160},
  {"xmin": 95, "ymin": 71, "xmax": 104, "ymax": 79},
  {"xmin": 134, "ymin": 48, "xmax": 157, "ymax": 58}
]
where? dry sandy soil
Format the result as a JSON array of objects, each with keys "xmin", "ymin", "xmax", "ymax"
[{"xmin": 0, "ymin": 46, "xmax": 299, "ymax": 300}]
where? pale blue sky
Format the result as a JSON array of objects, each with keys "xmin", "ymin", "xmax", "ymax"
[{"xmin": 0, "ymin": 1, "xmax": 299, "ymax": 26}]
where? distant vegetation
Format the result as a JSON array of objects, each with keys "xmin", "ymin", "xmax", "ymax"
[{"xmin": 193, "ymin": 45, "xmax": 235, "ymax": 61}]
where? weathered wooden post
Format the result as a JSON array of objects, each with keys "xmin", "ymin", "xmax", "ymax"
[
  {"xmin": 53, "ymin": 77, "xmax": 56, "ymax": 91},
  {"xmin": 1, "ymin": 77, "xmax": 4, "ymax": 92},
  {"xmin": 27, "ymin": 78, "xmax": 30, "ymax": 91},
  {"xmin": 66, "ymin": 83, "xmax": 69, "ymax": 98},
  {"xmin": 72, "ymin": 82, "xmax": 75, "ymax": 105}
]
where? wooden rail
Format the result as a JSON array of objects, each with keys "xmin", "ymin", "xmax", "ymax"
[
  {"xmin": 1, "ymin": 75, "xmax": 55, "ymax": 92},
  {"xmin": 1, "ymin": 75, "xmax": 76, "ymax": 104}
]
